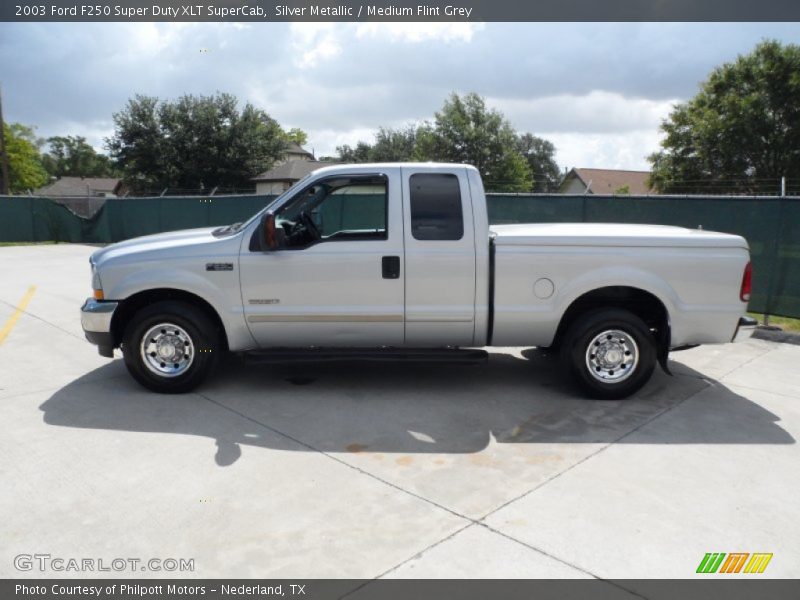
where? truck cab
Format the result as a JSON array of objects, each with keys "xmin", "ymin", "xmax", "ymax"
[{"xmin": 241, "ymin": 164, "xmax": 487, "ymax": 348}]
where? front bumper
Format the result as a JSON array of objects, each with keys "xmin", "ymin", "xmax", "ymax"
[
  {"xmin": 732, "ymin": 316, "xmax": 758, "ymax": 343},
  {"xmin": 81, "ymin": 298, "xmax": 118, "ymax": 357}
]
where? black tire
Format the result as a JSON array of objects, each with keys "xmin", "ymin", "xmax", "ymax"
[
  {"xmin": 559, "ymin": 308, "xmax": 657, "ymax": 400},
  {"xmin": 122, "ymin": 301, "xmax": 221, "ymax": 393}
]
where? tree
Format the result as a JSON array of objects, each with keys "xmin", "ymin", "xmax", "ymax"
[
  {"xmin": 516, "ymin": 135, "xmax": 559, "ymax": 192},
  {"xmin": 332, "ymin": 92, "xmax": 558, "ymax": 192},
  {"xmin": 415, "ymin": 93, "xmax": 533, "ymax": 192},
  {"xmin": 41, "ymin": 135, "xmax": 117, "ymax": 178},
  {"xmin": 285, "ymin": 127, "xmax": 308, "ymax": 146},
  {"xmin": 106, "ymin": 93, "xmax": 287, "ymax": 192},
  {"xmin": 336, "ymin": 140, "xmax": 373, "ymax": 163},
  {"xmin": 336, "ymin": 126, "xmax": 419, "ymax": 163},
  {"xmin": 2, "ymin": 123, "xmax": 48, "ymax": 193},
  {"xmin": 649, "ymin": 40, "xmax": 800, "ymax": 194},
  {"xmin": 371, "ymin": 126, "xmax": 419, "ymax": 161},
  {"xmin": 516, "ymin": 133, "xmax": 561, "ymax": 192}
]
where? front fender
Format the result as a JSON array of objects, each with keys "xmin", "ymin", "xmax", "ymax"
[{"xmin": 104, "ymin": 264, "xmax": 255, "ymax": 351}]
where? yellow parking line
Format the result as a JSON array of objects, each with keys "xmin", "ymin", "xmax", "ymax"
[{"xmin": 0, "ymin": 286, "xmax": 37, "ymax": 345}]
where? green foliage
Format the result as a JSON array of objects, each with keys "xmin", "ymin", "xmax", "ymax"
[
  {"xmin": 337, "ymin": 126, "xmax": 418, "ymax": 163},
  {"xmin": 2, "ymin": 123, "xmax": 49, "ymax": 193},
  {"xmin": 416, "ymin": 93, "xmax": 532, "ymax": 192},
  {"xmin": 284, "ymin": 127, "xmax": 308, "ymax": 146},
  {"xmin": 335, "ymin": 93, "xmax": 550, "ymax": 193},
  {"xmin": 41, "ymin": 135, "xmax": 117, "ymax": 178},
  {"xmin": 649, "ymin": 40, "xmax": 800, "ymax": 193},
  {"xmin": 371, "ymin": 126, "xmax": 419, "ymax": 161},
  {"xmin": 516, "ymin": 133, "xmax": 561, "ymax": 192},
  {"xmin": 336, "ymin": 140, "xmax": 373, "ymax": 163},
  {"xmin": 106, "ymin": 92, "xmax": 286, "ymax": 192},
  {"xmin": 614, "ymin": 184, "xmax": 631, "ymax": 195}
]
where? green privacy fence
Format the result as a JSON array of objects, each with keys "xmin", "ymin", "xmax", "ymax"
[
  {"xmin": 0, "ymin": 195, "xmax": 273, "ymax": 245},
  {"xmin": 1, "ymin": 193, "xmax": 798, "ymax": 318}
]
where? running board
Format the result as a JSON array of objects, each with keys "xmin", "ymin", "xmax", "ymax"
[{"xmin": 241, "ymin": 347, "xmax": 489, "ymax": 365}]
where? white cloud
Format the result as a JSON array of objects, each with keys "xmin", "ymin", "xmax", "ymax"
[
  {"xmin": 486, "ymin": 92, "xmax": 676, "ymax": 170},
  {"xmin": 355, "ymin": 22, "xmax": 483, "ymax": 43},
  {"xmin": 302, "ymin": 127, "xmax": 380, "ymax": 158},
  {"xmin": 289, "ymin": 23, "xmax": 342, "ymax": 68},
  {"xmin": 125, "ymin": 23, "xmax": 197, "ymax": 57},
  {"xmin": 491, "ymin": 91, "xmax": 677, "ymax": 135},
  {"xmin": 55, "ymin": 120, "xmax": 116, "ymax": 152},
  {"xmin": 547, "ymin": 130, "xmax": 666, "ymax": 171},
  {"xmin": 288, "ymin": 21, "xmax": 481, "ymax": 70}
]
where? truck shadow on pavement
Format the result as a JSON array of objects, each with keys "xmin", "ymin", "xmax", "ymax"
[{"xmin": 40, "ymin": 349, "xmax": 795, "ymax": 466}]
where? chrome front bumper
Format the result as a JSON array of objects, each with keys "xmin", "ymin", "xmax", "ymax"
[
  {"xmin": 80, "ymin": 298, "xmax": 118, "ymax": 357},
  {"xmin": 732, "ymin": 316, "xmax": 758, "ymax": 343}
]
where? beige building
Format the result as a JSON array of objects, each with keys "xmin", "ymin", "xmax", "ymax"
[
  {"xmin": 252, "ymin": 142, "xmax": 342, "ymax": 195},
  {"xmin": 252, "ymin": 159, "xmax": 343, "ymax": 195},
  {"xmin": 559, "ymin": 168, "xmax": 653, "ymax": 195}
]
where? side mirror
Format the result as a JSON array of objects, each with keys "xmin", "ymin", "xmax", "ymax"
[{"xmin": 263, "ymin": 211, "xmax": 278, "ymax": 250}]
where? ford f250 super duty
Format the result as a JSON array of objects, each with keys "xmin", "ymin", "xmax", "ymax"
[{"xmin": 80, "ymin": 163, "xmax": 755, "ymax": 399}]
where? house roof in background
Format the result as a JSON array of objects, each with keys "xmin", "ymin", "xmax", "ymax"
[
  {"xmin": 565, "ymin": 168, "xmax": 653, "ymax": 195},
  {"xmin": 35, "ymin": 176, "xmax": 121, "ymax": 196},
  {"xmin": 252, "ymin": 160, "xmax": 342, "ymax": 182},
  {"xmin": 284, "ymin": 142, "xmax": 314, "ymax": 159}
]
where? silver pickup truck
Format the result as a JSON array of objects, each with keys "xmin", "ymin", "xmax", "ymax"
[{"xmin": 81, "ymin": 163, "xmax": 755, "ymax": 399}]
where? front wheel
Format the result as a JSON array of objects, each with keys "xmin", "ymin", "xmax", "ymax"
[
  {"xmin": 560, "ymin": 308, "xmax": 657, "ymax": 400},
  {"xmin": 122, "ymin": 301, "xmax": 221, "ymax": 393}
]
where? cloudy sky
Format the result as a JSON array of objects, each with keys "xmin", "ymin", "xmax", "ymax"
[{"xmin": 1, "ymin": 22, "xmax": 799, "ymax": 171}]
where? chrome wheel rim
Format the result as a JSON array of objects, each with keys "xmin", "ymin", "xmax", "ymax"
[
  {"xmin": 585, "ymin": 329, "xmax": 638, "ymax": 383},
  {"xmin": 140, "ymin": 323, "xmax": 195, "ymax": 378}
]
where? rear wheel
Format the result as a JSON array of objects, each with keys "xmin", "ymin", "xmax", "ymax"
[
  {"xmin": 560, "ymin": 308, "xmax": 656, "ymax": 399},
  {"xmin": 122, "ymin": 301, "xmax": 221, "ymax": 393}
]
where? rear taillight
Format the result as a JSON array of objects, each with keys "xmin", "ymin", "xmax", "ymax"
[{"xmin": 740, "ymin": 261, "xmax": 752, "ymax": 302}]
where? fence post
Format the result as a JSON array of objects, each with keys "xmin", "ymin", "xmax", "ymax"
[
  {"xmin": 764, "ymin": 195, "xmax": 786, "ymax": 320},
  {"xmin": 764, "ymin": 177, "xmax": 786, "ymax": 324}
]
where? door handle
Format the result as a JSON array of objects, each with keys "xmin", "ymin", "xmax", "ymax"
[{"xmin": 382, "ymin": 256, "xmax": 400, "ymax": 279}]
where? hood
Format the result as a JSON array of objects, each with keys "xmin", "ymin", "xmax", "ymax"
[
  {"xmin": 490, "ymin": 222, "xmax": 748, "ymax": 249},
  {"xmin": 91, "ymin": 227, "xmax": 221, "ymax": 266}
]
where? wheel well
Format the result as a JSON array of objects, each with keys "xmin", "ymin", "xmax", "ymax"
[
  {"xmin": 110, "ymin": 289, "xmax": 229, "ymax": 351},
  {"xmin": 552, "ymin": 286, "xmax": 669, "ymax": 349}
]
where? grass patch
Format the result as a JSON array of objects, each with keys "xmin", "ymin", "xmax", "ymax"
[
  {"xmin": 0, "ymin": 241, "xmax": 57, "ymax": 246},
  {"xmin": 748, "ymin": 312, "xmax": 800, "ymax": 332}
]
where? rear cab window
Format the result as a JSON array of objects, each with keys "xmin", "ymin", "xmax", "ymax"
[{"xmin": 409, "ymin": 173, "xmax": 464, "ymax": 241}]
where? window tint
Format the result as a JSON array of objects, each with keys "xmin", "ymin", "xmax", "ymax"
[
  {"xmin": 316, "ymin": 183, "xmax": 387, "ymax": 240},
  {"xmin": 277, "ymin": 175, "xmax": 388, "ymax": 245},
  {"xmin": 409, "ymin": 173, "xmax": 464, "ymax": 241}
]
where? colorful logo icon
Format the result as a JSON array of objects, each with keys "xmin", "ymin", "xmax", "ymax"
[{"xmin": 696, "ymin": 553, "xmax": 773, "ymax": 574}]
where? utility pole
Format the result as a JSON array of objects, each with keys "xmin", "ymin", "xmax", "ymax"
[{"xmin": 0, "ymin": 84, "xmax": 10, "ymax": 195}]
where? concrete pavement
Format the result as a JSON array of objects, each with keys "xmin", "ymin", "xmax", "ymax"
[{"xmin": 0, "ymin": 244, "xmax": 797, "ymax": 580}]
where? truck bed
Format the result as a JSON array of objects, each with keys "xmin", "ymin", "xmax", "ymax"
[{"xmin": 490, "ymin": 223, "xmax": 748, "ymax": 249}]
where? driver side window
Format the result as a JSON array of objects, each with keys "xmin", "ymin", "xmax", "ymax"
[
  {"xmin": 316, "ymin": 183, "xmax": 387, "ymax": 239},
  {"xmin": 277, "ymin": 176, "xmax": 388, "ymax": 248}
]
